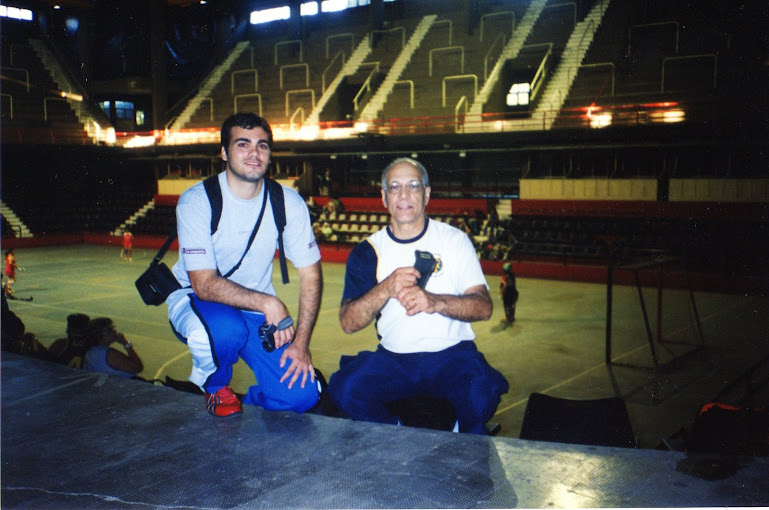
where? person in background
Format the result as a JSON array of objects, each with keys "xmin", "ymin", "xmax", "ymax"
[
  {"xmin": 327, "ymin": 157, "xmax": 508, "ymax": 434},
  {"xmin": 14, "ymin": 332, "xmax": 53, "ymax": 361},
  {"xmin": 82, "ymin": 317, "xmax": 144, "ymax": 378},
  {"xmin": 1, "ymin": 292, "xmax": 26, "ymax": 351},
  {"xmin": 500, "ymin": 262, "xmax": 519, "ymax": 325},
  {"xmin": 49, "ymin": 313, "xmax": 92, "ymax": 368},
  {"xmin": 3, "ymin": 248, "xmax": 22, "ymax": 297},
  {"xmin": 122, "ymin": 230, "xmax": 134, "ymax": 261}
]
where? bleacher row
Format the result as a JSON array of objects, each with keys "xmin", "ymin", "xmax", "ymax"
[
  {"xmin": 168, "ymin": 0, "xmax": 726, "ymax": 134},
  {"xmin": 0, "ymin": 0, "xmax": 752, "ymax": 151},
  {"xmin": 0, "ymin": 42, "xmax": 92, "ymax": 145}
]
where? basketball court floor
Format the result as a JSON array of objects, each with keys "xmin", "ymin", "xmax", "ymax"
[{"xmin": 5, "ymin": 244, "xmax": 769, "ymax": 449}]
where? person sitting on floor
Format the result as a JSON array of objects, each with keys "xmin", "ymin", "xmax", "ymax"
[
  {"xmin": 49, "ymin": 313, "xmax": 91, "ymax": 369},
  {"xmin": 82, "ymin": 317, "xmax": 144, "ymax": 378}
]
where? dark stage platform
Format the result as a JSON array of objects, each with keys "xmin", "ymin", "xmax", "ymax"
[{"xmin": 2, "ymin": 353, "xmax": 768, "ymax": 509}]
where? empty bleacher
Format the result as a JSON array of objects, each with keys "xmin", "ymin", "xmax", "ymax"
[{"xmin": 1, "ymin": 42, "xmax": 91, "ymax": 145}]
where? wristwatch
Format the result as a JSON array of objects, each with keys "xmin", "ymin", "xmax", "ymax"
[{"xmin": 124, "ymin": 342, "xmax": 133, "ymax": 350}]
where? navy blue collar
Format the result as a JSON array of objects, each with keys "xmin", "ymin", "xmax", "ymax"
[{"xmin": 386, "ymin": 217, "xmax": 429, "ymax": 244}]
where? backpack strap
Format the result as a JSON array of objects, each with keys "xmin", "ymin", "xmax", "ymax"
[
  {"xmin": 265, "ymin": 178, "xmax": 289, "ymax": 284},
  {"xmin": 196, "ymin": 174, "xmax": 289, "ymax": 284},
  {"xmin": 202, "ymin": 174, "xmax": 223, "ymax": 235}
]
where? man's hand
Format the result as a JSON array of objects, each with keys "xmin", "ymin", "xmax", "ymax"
[
  {"xmin": 398, "ymin": 284, "xmax": 493, "ymax": 322},
  {"xmin": 397, "ymin": 285, "xmax": 439, "ymax": 316},
  {"xmin": 279, "ymin": 342, "xmax": 315, "ymax": 389},
  {"xmin": 340, "ymin": 266, "xmax": 421, "ymax": 334},
  {"xmin": 258, "ymin": 295, "xmax": 292, "ymax": 329},
  {"xmin": 382, "ymin": 266, "xmax": 421, "ymax": 298}
]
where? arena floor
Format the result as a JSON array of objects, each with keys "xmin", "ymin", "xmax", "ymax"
[{"xmin": 5, "ymin": 244, "xmax": 769, "ymax": 449}]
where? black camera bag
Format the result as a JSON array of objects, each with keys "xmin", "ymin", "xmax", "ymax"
[{"xmin": 135, "ymin": 235, "xmax": 181, "ymax": 306}]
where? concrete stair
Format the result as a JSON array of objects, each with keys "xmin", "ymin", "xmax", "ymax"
[
  {"xmin": 306, "ymin": 34, "xmax": 373, "ymax": 125},
  {"xmin": 531, "ymin": 0, "xmax": 611, "ymax": 130},
  {"xmin": 467, "ymin": 0, "xmax": 548, "ymax": 121},
  {"xmin": 1, "ymin": 202, "xmax": 33, "ymax": 238},
  {"xmin": 113, "ymin": 199, "xmax": 156, "ymax": 236},
  {"xmin": 359, "ymin": 14, "xmax": 437, "ymax": 122},
  {"xmin": 166, "ymin": 41, "xmax": 253, "ymax": 133},
  {"xmin": 28, "ymin": 39, "xmax": 111, "ymax": 144}
]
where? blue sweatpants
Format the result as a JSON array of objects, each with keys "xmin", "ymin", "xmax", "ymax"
[
  {"xmin": 174, "ymin": 294, "xmax": 318, "ymax": 413},
  {"xmin": 327, "ymin": 341, "xmax": 509, "ymax": 434}
]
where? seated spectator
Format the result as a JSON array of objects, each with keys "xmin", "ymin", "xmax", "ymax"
[
  {"xmin": 82, "ymin": 318, "xmax": 144, "ymax": 378},
  {"xmin": 321, "ymin": 221, "xmax": 336, "ymax": 242},
  {"xmin": 13, "ymin": 332, "xmax": 53, "ymax": 362},
  {"xmin": 306, "ymin": 197, "xmax": 322, "ymax": 223},
  {"xmin": 0, "ymin": 296, "xmax": 51, "ymax": 362},
  {"xmin": 1, "ymin": 293, "xmax": 25, "ymax": 351},
  {"xmin": 489, "ymin": 242, "xmax": 508, "ymax": 261},
  {"xmin": 456, "ymin": 218, "xmax": 473, "ymax": 237},
  {"xmin": 49, "ymin": 313, "xmax": 91, "ymax": 368},
  {"xmin": 313, "ymin": 222, "xmax": 325, "ymax": 241}
]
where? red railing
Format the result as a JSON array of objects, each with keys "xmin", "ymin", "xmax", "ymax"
[{"xmin": 2, "ymin": 101, "xmax": 712, "ymax": 147}]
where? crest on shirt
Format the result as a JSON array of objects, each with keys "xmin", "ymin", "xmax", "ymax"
[{"xmin": 433, "ymin": 255, "xmax": 443, "ymax": 276}]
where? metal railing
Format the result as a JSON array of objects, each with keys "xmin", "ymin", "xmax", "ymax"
[
  {"xmin": 429, "ymin": 46, "xmax": 464, "ymax": 77},
  {"xmin": 442, "ymin": 74, "xmax": 477, "ymax": 107},
  {"xmin": 353, "ymin": 62, "xmax": 380, "ymax": 111},
  {"xmin": 234, "ymin": 93, "xmax": 262, "ymax": 116},
  {"xmin": 280, "ymin": 63, "xmax": 309, "ymax": 90},
  {"xmin": 0, "ymin": 67, "xmax": 30, "ymax": 92},
  {"xmin": 484, "ymin": 33, "xmax": 506, "ymax": 81},
  {"xmin": 231, "ymin": 69, "xmax": 258, "ymax": 94},
  {"xmin": 369, "ymin": 26, "xmax": 405, "ymax": 49},
  {"xmin": 286, "ymin": 89, "xmax": 315, "ymax": 117},
  {"xmin": 661, "ymin": 54, "xmax": 717, "ymax": 92},
  {"xmin": 479, "ymin": 11, "xmax": 514, "ymax": 43},
  {"xmin": 326, "ymin": 33, "xmax": 354, "ymax": 59},
  {"xmin": 322, "ymin": 51, "xmax": 345, "ymax": 94},
  {"xmin": 393, "ymin": 80, "xmax": 414, "ymax": 109},
  {"xmin": 275, "ymin": 40, "xmax": 303, "ymax": 65},
  {"xmin": 1, "ymin": 94, "xmax": 13, "ymax": 119}
]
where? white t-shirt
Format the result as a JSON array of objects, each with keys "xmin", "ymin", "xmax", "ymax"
[
  {"xmin": 343, "ymin": 218, "xmax": 488, "ymax": 353},
  {"xmin": 167, "ymin": 172, "xmax": 320, "ymax": 309}
]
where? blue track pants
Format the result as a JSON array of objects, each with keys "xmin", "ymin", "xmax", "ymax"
[
  {"xmin": 170, "ymin": 293, "xmax": 318, "ymax": 413},
  {"xmin": 327, "ymin": 341, "xmax": 508, "ymax": 434}
]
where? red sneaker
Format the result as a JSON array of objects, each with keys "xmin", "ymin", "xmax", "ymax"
[{"xmin": 205, "ymin": 386, "xmax": 242, "ymax": 418}]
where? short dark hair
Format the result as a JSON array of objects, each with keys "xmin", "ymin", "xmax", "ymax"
[
  {"xmin": 86, "ymin": 317, "xmax": 115, "ymax": 347},
  {"xmin": 220, "ymin": 113, "xmax": 273, "ymax": 152},
  {"xmin": 66, "ymin": 313, "xmax": 90, "ymax": 338}
]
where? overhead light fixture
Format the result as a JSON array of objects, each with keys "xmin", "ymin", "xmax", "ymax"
[
  {"xmin": 411, "ymin": 153, "xmax": 418, "ymax": 158},
  {"xmin": 361, "ymin": 154, "xmax": 367, "ymax": 160},
  {"xmin": 459, "ymin": 151, "xmax": 466, "ymax": 158}
]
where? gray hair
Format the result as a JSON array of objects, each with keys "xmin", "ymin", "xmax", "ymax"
[{"xmin": 381, "ymin": 157, "xmax": 430, "ymax": 189}]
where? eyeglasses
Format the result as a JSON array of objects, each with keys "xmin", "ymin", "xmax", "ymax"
[{"xmin": 385, "ymin": 181, "xmax": 424, "ymax": 195}]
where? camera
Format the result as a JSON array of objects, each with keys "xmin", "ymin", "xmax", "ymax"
[
  {"xmin": 414, "ymin": 250, "xmax": 436, "ymax": 289},
  {"xmin": 259, "ymin": 316, "xmax": 294, "ymax": 352}
]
